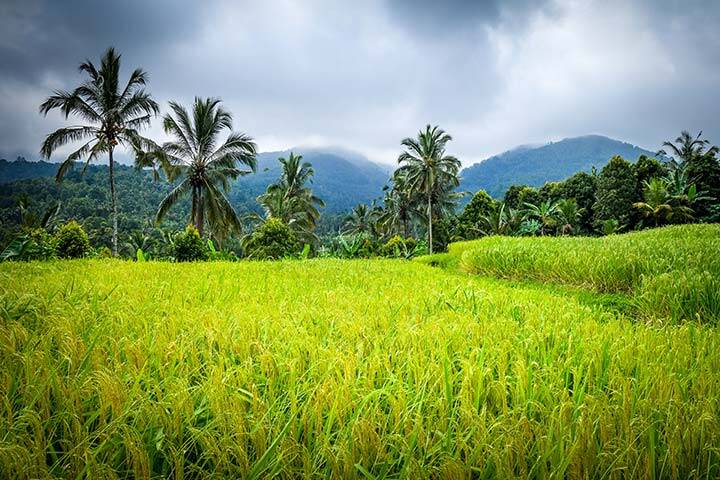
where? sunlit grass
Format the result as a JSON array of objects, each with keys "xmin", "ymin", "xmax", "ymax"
[
  {"xmin": 1, "ymin": 258, "xmax": 719, "ymax": 478},
  {"xmin": 453, "ymin": 224, "xmax": 720, "ymax": 323}
]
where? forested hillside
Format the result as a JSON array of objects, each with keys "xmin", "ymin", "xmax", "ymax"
[{"xmin": 461, "ymin": 135, "xmax": 658, "ymax": 197}]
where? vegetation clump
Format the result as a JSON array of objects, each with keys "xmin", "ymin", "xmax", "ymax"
[
  {"xmin": 172, "ymin": 225, "xmax": 208, "ymax": 262},
  {"xmin": 448, "ymin": 224, "xmax": 720, "ymax": 323},
  {"xmin": 243, "ymin": 217, "xmax": 300, "ymax": 259},
  {"xmin": 54, "ymin": 221, "xmax": 91, "ymax": 259}
]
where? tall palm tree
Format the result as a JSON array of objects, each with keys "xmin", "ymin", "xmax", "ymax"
[
  {"xmin": 397, "ymin": 125, "xmax": 460, "ymax": 254},
  {"xmin": 257, "ymin": 153, "xmax": 324, "ymax": 242},
  {"xmin": 658, "ymin": 130, "xmax": 719, "ymax": 169},
  {"xmin": 150, "ymin": 97, "xmax": 257, "ymax": 237},
  {"xmin": 378, "ymin": 171, "xmax": 417, "ymax": 238},
  {"xmin": 39, "ymin": 47, "xmax": 159, "ymax": 255}
]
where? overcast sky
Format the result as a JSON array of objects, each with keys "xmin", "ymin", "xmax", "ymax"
[{"xmin": 1, "ymin": 0, "xmax": 719, "ymax": 166}]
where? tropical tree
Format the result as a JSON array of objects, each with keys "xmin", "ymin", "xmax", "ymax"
[
  {"xmin": 593, "ymin": 155, "xmax": 637, "ymax": 230},
  {"xmin": 633, "ymin": 177, "xmax": 674, "ymax": 226},
  {"xmin": 257, "ymin": 153, "xmax": 324, "ymax": 244},
  {"xmin": 522, "ymin": 200, "xmax": 559, "ymax": 235},
  {"xmin": 397, "ymin": 125, "xmax": 460, "ymax": 254},
  {"xmin": 342, "ymin": 203, "xmax": 378, "ymax": 236},
  {"xmin": 658, "ymin": 130, "xmax": 719, "ymax": 169},
  {"xmin": 377, "ymin": 171, "xmax": 417, "ymax": 238},
  {"xmin": 39, "ymin": 47, "xmax": 159, "ymax": 255},
  {"xmin": 147, "ymin": 97, "xmax": 257, "ymax": 237},
  {"xmin": 556, "ymin": 198, "xmax": 581, "ymax": 235},
  {"xmin": 479, "ymin": 203, "xmax": 512, "ymax": 236}
]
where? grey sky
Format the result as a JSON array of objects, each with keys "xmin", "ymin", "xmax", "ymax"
[{"xmin": 1, "ymin": 0, "xmax": 719, "ymax": 166}]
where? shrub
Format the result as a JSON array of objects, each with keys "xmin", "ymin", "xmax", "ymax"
[
  {"xmin": 244, "ymin": 218, "xmax": 300, "ymax": 260},
  {"xmin": 381, "ymin": 235, "xmax": 419, "ymax": 258},
  {"xmin": 0, "ymin": 228, "xmax": 56, "ymax": 261},
  {"xmin": 54, "ymin": 221, "xmax": 91, "ymax": 259},
  {"xmin": 173, "ymin": 226, "xmax": 208, "ymax": 262}
]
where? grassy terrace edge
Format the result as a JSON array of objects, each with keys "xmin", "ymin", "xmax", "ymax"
[{"xmin": 418, "ymin": 224, "xmax": 720, "ymax": 324}]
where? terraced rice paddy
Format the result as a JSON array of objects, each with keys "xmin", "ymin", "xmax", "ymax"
[{"xmin": 1, "ymin": 226, "xmax": 720, "ymax": 478}]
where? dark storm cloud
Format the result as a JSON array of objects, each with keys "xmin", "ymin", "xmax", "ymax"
[
  {"xmin": 1, "ymin": 0, "xmax": 719, "ymax": 165},
  {"xmin": 0, "ymin": 0, "xmax": 203, "ymax": 83},
  {"xmin": 383, "ymin": 0, "xmax": 557, "ymax": 35}
]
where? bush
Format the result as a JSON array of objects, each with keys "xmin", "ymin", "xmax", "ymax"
[
  {"xmin": 244, "ymin": 218, "xmax": 300, "ymax": 260},
  {"xmin": 173, "ymin": 226, "xmax": 208, "ymax": 262},
  {"xmin": 381, "ymin": 235, "xmax": 420, "ymax": 258},
  {"xmin": 0, "ymin": 228, "xmax": 57, "ymax": 262},
  {"xmin": 54, "ymin": 221, "xmax": 91, "ymax": 259}
]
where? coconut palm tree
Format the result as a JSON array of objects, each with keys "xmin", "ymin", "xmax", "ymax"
[
  {"xmin": 150, "ymin": 97, "xmax": 257, "ymax": 237},
  {"xmin": 522, "ymin": 200, "xmax": 559, "ymax": 235},
  {"xmin": 556, "ymin": 198, "xmax": 582, "ymax": 235},
  {"xmin": 342, "ymin": 203, "xmax": 377, "ymax": 236},
  {"xmin": 257, "ymin": 153, "xmax": 324, "ymax": 242},
  {"xmin": 633, "ymin": 178, "xmax": 674, "ymax": 226},
  {"xmin": 658, "ymin": 130, "xmax": 719, "ymax": 169},
  {"xmin": 377, "ymin": 171, "xmax": 417, "ymax": 238},
  {"xmin": 397, "ymin": 125, "xmax": 460, "ymax": 254},
  {"xmin": 39, "ymin": 47, "xmax": 159, "ymax": 255}
]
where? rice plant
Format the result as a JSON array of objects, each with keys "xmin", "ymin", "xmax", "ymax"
[
  {"xmin": 1, "ymin": 258, "xmax": 719, "ymax": 478},
  {"xmin": 454, "ymin": 224, "xmax": 720, "ymax": 323}
]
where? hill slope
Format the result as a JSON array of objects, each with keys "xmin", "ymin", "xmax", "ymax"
[
  {"xmin": 460, "ymin": 135, "xmax": 658, "ymax": 198},
  {"xmin": 0, "ymin": 149, "xmax": 390, "ymax": 214}
]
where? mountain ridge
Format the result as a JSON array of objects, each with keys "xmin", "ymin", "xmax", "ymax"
[{"xmin": 459, "ymin": 135, "xmax": 659, "ymax": 198}]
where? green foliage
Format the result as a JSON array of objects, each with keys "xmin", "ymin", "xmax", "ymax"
[
  {"xmin": 397, "ymin": 124, "xmax": 461, "ymax": 254},
  {"xmin": 556, "ymin": 171, "xmax": 597, "ymax": 233},
  {"xmin": 3, "ymin": 258, "xmax": 720, "ymax": 477},
  {"xmin": 39, "ymin": 47, "xmax": 159, "ymax": 255},
  {"xmin": 54, "ymin": 221, "xmax": 91, "ymax": 259},
  {"xmin": 504, "ymin": 185, "xmax": 541, "ymax": 209},
  {"xmin": 593, "ymin": 155, "xmax": 638, "ymax": 230},
  {"xmin": 455, "ymin": 224, "xmax": 720, "ymax": 323},
  {"xmin": 462, "ymin": 134, "xmax": 658, "ymax": 197},
  {"xmin": 244, "ymin": 217, "xmax": 300, "ymax": 260},
  {"xmin": 457, "ymin": 190, "xmax": 496, "ymax": 239},
  {"xmin": 257, "ymin": 152, "xmax": 324, "ymax": 245},
  {"xmin": 148, "ymin": 97, "xmax": 257, "ymax": 239},
  {"xmin": 173, "ymin": 225, "xmax": 209, "ymax": 262},
  {"xmin": 0, "ymin": 228, "xmax": 57, "ymax": 262},
  {"xmin": 381, "ymin": 235, "xmax": 424, "ymax": 258}
]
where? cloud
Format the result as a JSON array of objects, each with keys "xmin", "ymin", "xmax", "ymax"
[{"xmin": 0, "ymin": 0, "xmax": 719, "ymax": 166}]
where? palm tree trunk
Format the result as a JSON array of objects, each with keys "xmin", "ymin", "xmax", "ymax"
[
  {"xmin": 194, "ymin": 187, "xmax": 204, "ymax": 236},
  {"xmin": 427, "ymin": 190, "xmax": 433, "ymax": 255},
  {"xmin": 108, "ymin": 147, "xmax": 118, "ymax": 256}
]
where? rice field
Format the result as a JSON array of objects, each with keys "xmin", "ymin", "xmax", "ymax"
[
  {"xmin": 451, "ymin": 225, "xmax": 720, "ymax": 324},
  {"xmin": 1, "ymin": 254, "xmax": 720, "ymax": 479}
]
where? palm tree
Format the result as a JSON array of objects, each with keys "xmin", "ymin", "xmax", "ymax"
[
  {"xmin": 257, "ymin": 152, "xmax": 324, "ymax": 243},
  {"xmin": 149, "ymin": 97, "xmax": 257, "ymax": 237},
  {"xmin": 556, "ymin": 198, "xmax": 581, "ymax": 235},
  {"xmin": 39, "ymin": 47, "xmax": 159, "ymax": 255},
  {"xmin": 342, "ymin": 203, "xmax": 377, "ymax": 236},
  {"xmin": 633, "ymin": 178, "xmax": 674, "ymax": 226},
  {"xmin": 397, "ymin": 125, "xmax": 460, "ymax": 254},
  {"xmin": 658, "ymin": 130, "xmax": 719, "ymax": 169},
  {"xmin": 522, "ymin": 200, "xmax": 559, "ymax": 235},
  {"xmin": 377, "ymin": 171, "xmax": 417, "ymax": 238}
]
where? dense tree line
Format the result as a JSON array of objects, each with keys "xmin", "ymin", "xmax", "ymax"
[{"xmin": 2, "ymin": 46, "xmax": 718, "ymax": 262}]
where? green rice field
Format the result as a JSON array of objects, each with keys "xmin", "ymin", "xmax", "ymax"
[{"xmin": 2, "ymin": 226, "xmax": 720, "ymax": 478}]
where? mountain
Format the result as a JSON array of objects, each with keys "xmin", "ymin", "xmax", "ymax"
[
  {"xmin": 0, "ymin": 149, "xmax": 390, "ymax": 214},
  {"xmin": 460, "ymin": 135, "xmax": 659, "ymax": 198}
]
